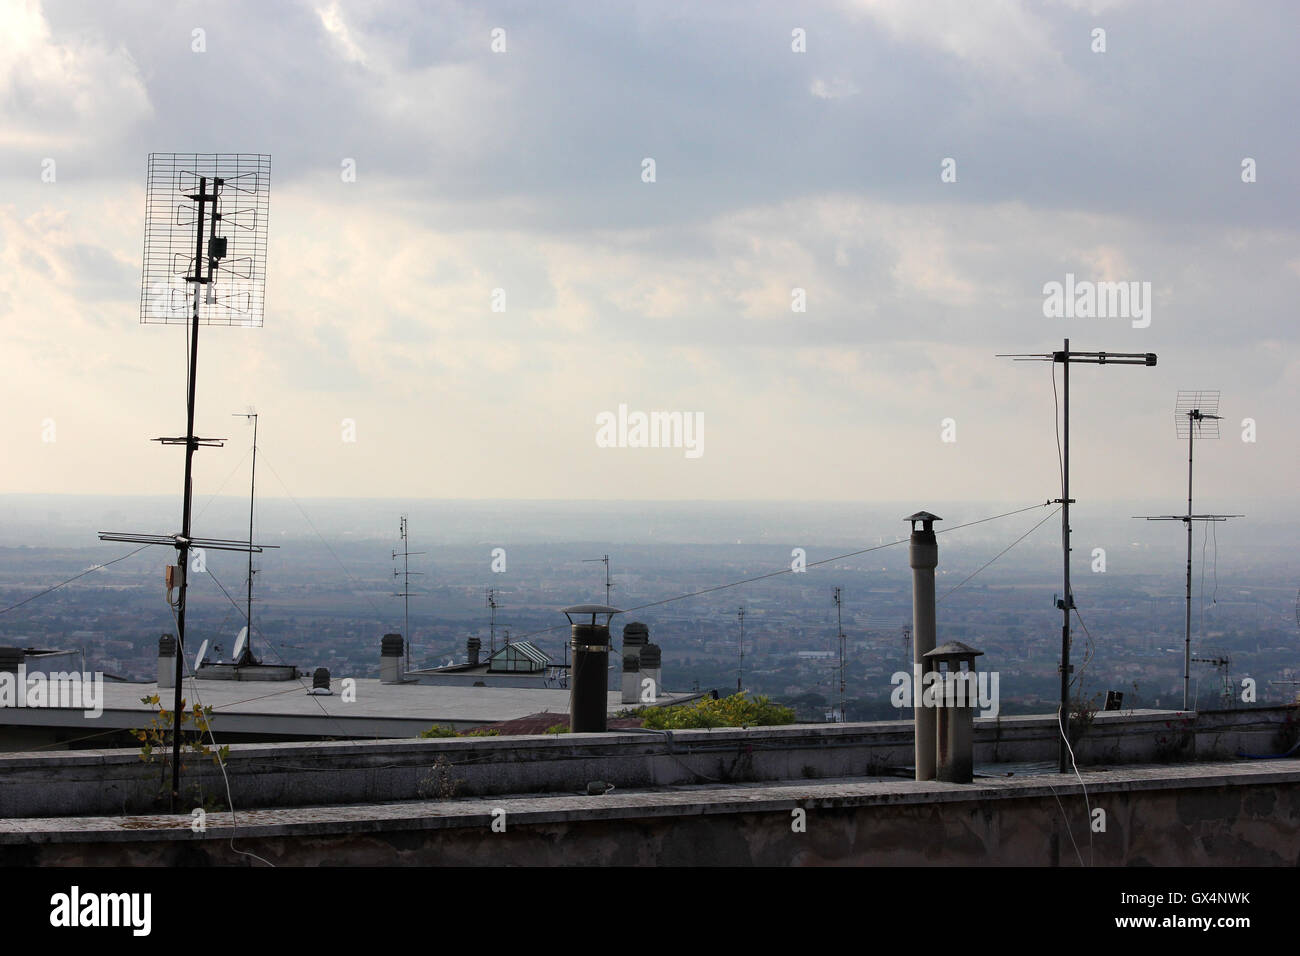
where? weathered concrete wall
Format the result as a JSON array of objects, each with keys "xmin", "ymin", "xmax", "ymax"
[
  {"xmin": 2, "ymin": 760, "xmax": 1296, "ymax": 866},
  {"xmin": 0, "ymin": 707, "xmax": 1293, "ymax": 819}
]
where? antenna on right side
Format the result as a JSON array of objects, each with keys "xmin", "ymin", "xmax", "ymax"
[{"xmin": 1134, "ymin": 390, "xmax": 1242, "ymax": 711}]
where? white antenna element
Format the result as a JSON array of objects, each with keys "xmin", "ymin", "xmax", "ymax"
[
  {"xmin": 194, "ymin": 639, "xmax": 210, "ymax": 671},
  {"xmin": 232, "ymin": 626, "xmax": 248, "ymax": 662}
]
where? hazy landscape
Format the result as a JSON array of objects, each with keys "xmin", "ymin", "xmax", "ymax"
[{"xmin": 2, "ymin": 493, "xmax": 1295, "ymax": 722}]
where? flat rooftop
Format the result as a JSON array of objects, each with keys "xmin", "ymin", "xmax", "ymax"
[{"xmin": 0, "ymin": 677, "xmax": 705, "ymax": 739}]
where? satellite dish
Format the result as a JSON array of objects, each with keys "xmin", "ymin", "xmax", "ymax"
[
  {"xmin": 194, "ymin": 639, "xmax": 210, "ymax": 671},
  {"xmin": 232, "ymin": 627, "xmax": 248, "ymax": 662}
]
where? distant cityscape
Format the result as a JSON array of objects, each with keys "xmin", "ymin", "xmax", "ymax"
[{"xmin": 2, "ymin": 496, "xmax": 1295, "ymax": 724}]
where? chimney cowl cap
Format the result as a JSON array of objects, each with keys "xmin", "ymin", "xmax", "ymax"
[{"xmin": 906, "ymin": 511, "xmax": 942, "ymax": 532}]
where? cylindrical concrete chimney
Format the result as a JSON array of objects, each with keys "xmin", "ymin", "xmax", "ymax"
[
  {"xmin": 564, "ymin": 605, "xmax": 621, "ymax": 733},
  {"xmin": 467, "ymin": 636, "xmax": 481, "ymax": 667},
  {"xmin": 381, "ymin": 633, "xmax": 405, "ymax": 684},
  {"xmin": 907, "ymin": 511, "xmax": 941, "ymax": 781},
  {"xmin": 640, "ymin": 642, "xmax": 662, "ymax": 703},
  {"xmin": 158, "ymin": 634, "xmax": 176, "ymax": 689},
  {"xmin": 925, "ymin": 641, "xmax": 982, "ymax": 784},
  {"xmin": 621, "ymin": 653, "xmax": 641, "ymax": 704}
]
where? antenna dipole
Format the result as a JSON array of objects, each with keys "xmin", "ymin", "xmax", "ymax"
[
  {"xmin": 583, "ymin": 555, "xmax": 613, "ymax": 605},
  {"xmin": 392, "ymin": 515, "xmax": 425, "ymax": 673},
  {"xmin": 998, "ymin": 338, "xmax": 1157, "ymax": 773},
  {"xmin": 833, "ymin": 587, "xmax": 846, "ymax": 723},
  {"xmin": 1135, "ymin": 391, "xmax": 1241, "ymax": 710}
]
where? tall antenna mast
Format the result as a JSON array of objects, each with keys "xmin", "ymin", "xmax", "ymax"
[
  {"xmin": 233, "ymin": 411, "xmax": 258, "ymax": 665},
  {"xmin": 736, "ymin": 605, "xmax": 746, "ymax": 695},
  {"xmin": 583, "ymin": 555, "xmax": 613, "ymax": 605},
  {"xmin": 1135, "ymin": 391, "xmax": 1241, "ymax": 710},
  {"xmin": 999, "ymin": 338, "xmax": 1157, "ymax": 773},
  {"xmin": 392, "ymin": 515, "xmax": 425, "ymax": 673},
  {"xmin": 833, "ymin": 587, "xmax": 846, "ymax": 723},
  {"xmin": 100, "ymin": 153, "xmax": 273, "ymax": 810}
]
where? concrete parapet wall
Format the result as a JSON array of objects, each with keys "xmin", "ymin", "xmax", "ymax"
[
  {"xmin": 1, "ymin": 759, "xmax": 1297, "ymax": 866},
  {"xmin": 0, "ymin": 706, "xmax": 1293, "ymax": 819}
]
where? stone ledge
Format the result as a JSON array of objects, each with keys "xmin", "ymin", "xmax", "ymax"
[{"xmin": 3, "ymin": 758, "xmax": 1296, "ymax": 846}]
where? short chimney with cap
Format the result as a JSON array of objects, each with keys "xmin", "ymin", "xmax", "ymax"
[
  {"xmin": 563, "ymin": 604, "xmax": 621, "ymax": 733},
  {"xmin": 157, "ymin": 635, "xmax": 176, "ymax": 689},
  {"xmin": 309, "ymin": 666, "xmax": 333, "ymax": 695},
  {"xmin": 380, "ymin": 633, "xmax": 405, "ymax": 684},
  {"xmin": 621, "ymin": 653, "xmax": 641, "ymax": 704},
  {"xmin": 924, "ymin": 641, "xmax": 983, "ymax": 784},
  {"xmin": 467, "ymin": 636, "xmax": 481, "ymax": 667}
]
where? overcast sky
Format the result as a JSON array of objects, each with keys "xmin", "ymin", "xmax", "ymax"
[{"xmin": 1, "ymin": 0, "xmax": 1296, "ymax": 507}]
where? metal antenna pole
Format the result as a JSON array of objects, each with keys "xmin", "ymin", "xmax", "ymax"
[
  {"xmin": 232, "ymin": 412, "xmax": 258, "ymax": 664},
  {"xmin": 834, "ymin": 587, "xmax": 845, "ymax": 723},
  {"xmin": 1059, "ymin": 337, "xmax": 1072, "ymax": 774},
  {"xmin": 998, "ymin": 339, "xmax": 1157, "ymax": 773},
  {"xmin": 391, "ymin": 515, "xmax": 425, "ymax": 672},
  {"xmin": 1184, "ymin": 421, "xmax": 1194, "ymax": 708},
  {"xmin": 737, "ymin": 606, "xmax": 746, "ymax": 694},
  {"xmin": 169, "ymin": 174, "xmax": 211, "ymax": 809},
  {"xmin": 1135, "ymin": 394, "xmax": 1238, "ymax": 710}
]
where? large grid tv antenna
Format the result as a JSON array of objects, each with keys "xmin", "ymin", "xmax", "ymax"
[
  {"xmin": 1134, "ymin": 390, "xmax": 1242, "ymax": 710},
  {"xmin": 100, "ymin": 153, "xmax": 273, "ymax": 811}
]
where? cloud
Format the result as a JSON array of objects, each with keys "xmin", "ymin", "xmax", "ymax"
[{"xmin": 0, "ymin": 0, "xmax": 151, "ymax": 149}]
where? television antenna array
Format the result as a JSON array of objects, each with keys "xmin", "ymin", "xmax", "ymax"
[
  {"xmin": 1135, "ymin": 390, "xmax": 1242, "ymax": 710},
  {"xmin": 100, "ymin": 153, "xmax": 274, "ymax": 810}
]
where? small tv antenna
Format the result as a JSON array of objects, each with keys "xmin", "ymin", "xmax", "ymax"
[
  {"xmin": 100, "ymin": 153, "xmax": 274, "ymax": 811},
  {"xmin": 998, "ymin": 339, "xmax": 1156, "ymax": 772},
  {"xmin": 736, "ymin": 605, "xmax": 746, "ymax": 694},
  {"xmin": 193, "ymin": 638, "xmax": 210, "ymax": 672},
  {"xmin": 1191, "ymin": 652, "xmax": 1232, "ymax": 710},
  {"xmin": 232, "ymin": 626, "xmax": 248, "ymax": 663},
  {"xmin": 392, "ymin": 515, "xmax": 424, "ymax": 673},
  {"xmin": 486, "ymin": 587, "xmax": 501, "ymax": 654},
  {"xmin": 833, "ymin": 587, "xmax": 846, "ymax": 723},
  {"xmin": 1134, "ymin": 390, "xmax": 1242, "ymax": 710},
  {"xmin": 583, "ymin": 555, "xmax": 614, "ymax": 605}
]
